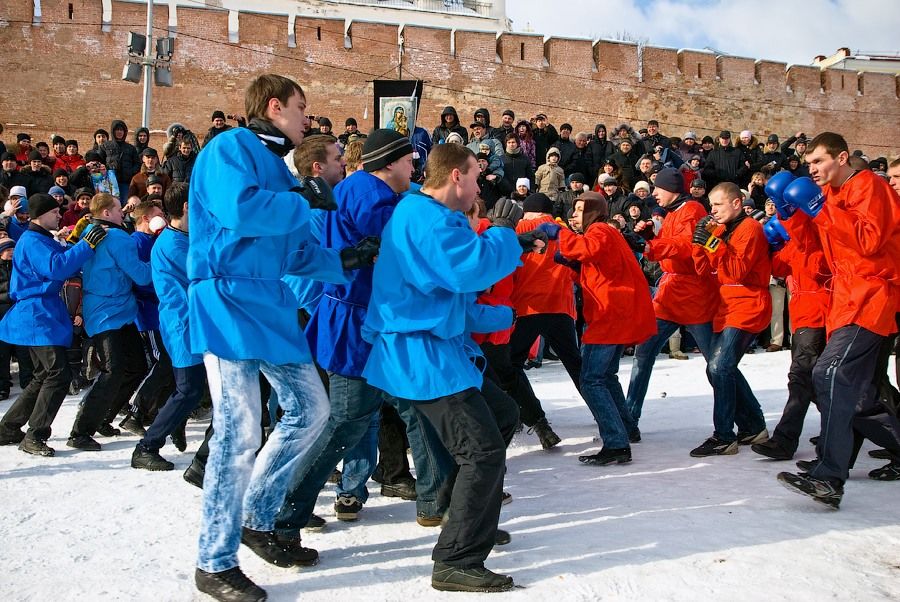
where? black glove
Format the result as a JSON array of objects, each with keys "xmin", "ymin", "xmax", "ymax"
[
  {"xmin": 82, "ymin": 225, "xmax": 107, "ymax": 249},
  {"xmin": 488, "ymin": 197, "xmax": 523, "ymax": 229},
  {"xmin": 517, "ymin": 229, "xmax": 549, "ymax": 253},
  {"xmin": 622, "ymin": 230, "xmax": 647, "ymax": 253},
  {"xmin": 340, "ymin": 236, "xmax": 380, "ymax": 270},
  {"xmin": 553, "ymin": 250, "xmax": 581, "ymax": 272},
  {"xmin": 692, "ymin": 215, "xmax": 717, "ymax": 247},
  {"xmin": 293, "ymin": 176, "xmax": 337, "ymax": 211}
]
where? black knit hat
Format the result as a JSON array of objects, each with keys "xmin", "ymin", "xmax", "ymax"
[
  {"xmin": 28, "ymin": 150, "xmax": 42, "ymax": 162},
  {"xmin": 211, "ymin": 110, "xmax": 226, "ymax": 121},
  {"xmin": 346, "ymin": 117, "xmax": 358, "ymax": 127},
  {"xmin": 85, "ymin": 150, "xmax": 102, "ymax": 163},
  {"xmin": 522, "ymin": 193, "xmax": 553, "ymax": 214},
  {"xmin": 52, "ymin": 135, "xmax": 66, "ymax": 145},
  {"xmin": 28, "ymin": 193, "xmax": 59, "ymax": 219},
  {"xmin": 362, "ymin": 129, "xmax": 413, "ymax": 173},
  {"xmin": 569, "ymin": 172, "xmax": 585, "ymax": 184},
  {"xmin": 654, "ymin": 167, "xmax": 684, "ymax": 193}
]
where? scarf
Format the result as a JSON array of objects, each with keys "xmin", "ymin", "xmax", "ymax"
[{"xmin": 247, "ymin": 118, "xmax": 294, "ymax": 158}]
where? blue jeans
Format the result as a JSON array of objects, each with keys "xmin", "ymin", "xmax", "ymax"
[
  {"xmin": 707, "ymin": 328, "xmax": 766, "ymax": 442},
  {"xmin": 337, "ymin": 410, "xmax": 380, "ymax": 501},
  {"xmin": 580, "ymin": 344, "xmax": 634, "ymax": 449},
  {"xmin": 140, "ymin": 363, "xmax": 206, "ymax": 452},
  {"xmin": 626, "ymin": 319, "xmax": 714, "ymax": 425},
  {"xmin": 196, "ymin": 355, "xmax": 329, "ymax": 573}
]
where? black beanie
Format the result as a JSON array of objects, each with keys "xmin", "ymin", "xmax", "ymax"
[
  {"xmin": 654, "ymin": 167, "xmax": 684, "ymax": 193},
  {"xmin": 28, "ymin": 193, "xmax": 59, "ymax": 219},
  {"xmin": 211, "ymin": 110, "xmax": 226, "ymax": 121},
  {"xmin": 28, "ymin": 150, "xmax": 42, "ymax": 162},
  {"xmin": 362, "ymin": 129, "xmax": 413, "ymax": 173},
  {"xmin": 522, "ymin": 193, "xmax": 553, "ymax": 214},
  {"xmin": 569, "ymin": 172, "xmax": 586, "ymax": 184},
  {"xmin": 84, "ymin": 150, "xmax": 102, "ymax": 163}
]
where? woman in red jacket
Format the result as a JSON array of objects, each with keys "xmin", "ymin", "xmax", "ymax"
[{"xmin": 554, "ymin": 192, "xmax": 656, "ymax": 466}]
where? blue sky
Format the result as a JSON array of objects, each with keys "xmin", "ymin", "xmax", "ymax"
[{"xmin": 506, "ymin": 0, "xmax": 899, "ymax": 65}]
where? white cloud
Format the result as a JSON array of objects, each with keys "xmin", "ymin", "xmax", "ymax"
[{"xmin": 507, "ymin": 0, "xmax": 900, "ymax": 65}]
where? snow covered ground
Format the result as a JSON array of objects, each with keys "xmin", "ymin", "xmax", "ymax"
[{"xmin": 2, "ymin": 349, "xmax": 899, "ymax": 601}]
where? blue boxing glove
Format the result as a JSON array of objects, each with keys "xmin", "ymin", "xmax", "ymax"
[
  {"xmin": 535, "ymin": 221, "xmax": 561, "ymax": 240},
  {"xmin": 763, "ymin": 215, "xmax": 791, "ymax": 252},
  {"xmin": 764, "ymin": 171, "xmax": 796, "ymax": 219},
  {"xmin": 782, "ymin": 177, "xmax": 825, "ymax": 218}
]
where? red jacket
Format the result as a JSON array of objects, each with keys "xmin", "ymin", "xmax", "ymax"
[
  {"xmin": 511, "ymin": 215, "xmax": 577, "ymax": 318},
  {"xmin": 772, "ymin": 212, "xmax": 830, "ymax": 330},
  {"xmin": 56, "ymin": 153, "xmax": 86, "ymax": 173},
  {"xmin": 811, "ymin": 169, "xmax": 900, "ymax": 336},
  {"xmin": 558, "ymin": 222, "xmax": 656, "ymax": 345},
  {"xmin": 472, "ymin": 218, "xmax": 515, "ymax": 346},
  {"xmin": 692, "ymin": 215, "xmax": 772, "ymax": 333},
  {"xmin": 643, "ymin": 199, "xmax": 719, "ymax": 325}
]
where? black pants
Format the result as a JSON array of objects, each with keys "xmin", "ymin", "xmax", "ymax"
[
  {"xmin": 509, "ymin": 313, "xmax": 583, "ymax": 393},
  {"xmin": 128, "ymin": 330, "xmax": 175, "ymax": 421},
  {"xmin": 413, "ymin": 380, "xmax": 518, "ymax": 567},
  {"xmin": 482, "ymin": 341, "xmax": 546, "ymax": 426},
  {"xmin": 375, "ymin": 402, "xmax": 414, "ymax": 485},
  {"xmin": 71, "ymin": 323, "xmax": 148, "ymax": 437},
  {"xmin": 810, "ymin": 324, "xmax": 884, "ymax": 483},
  {"xmin": 0, "ymin": 341, "xmax": 35, "ymax": 392},
  {"xmin": 770, "ymin": 327, "xmax": 827, "ymax": 452},
  {"xmin": 0, "ymin": 346, "xmax": 71, "ymax": 441}
]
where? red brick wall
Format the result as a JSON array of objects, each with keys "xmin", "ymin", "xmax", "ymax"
[{"xmin": 1, "ymin": 0, "xmax": 897, "ymax": 158}]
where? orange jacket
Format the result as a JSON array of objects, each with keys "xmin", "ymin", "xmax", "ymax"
[
  {"xmin": 558, "ymin": 222, "xmax": 656, "ymax": 345},
  {"xmin": 771, "ymin": 212, "xmax": 830, "ymax": 330},
  {"xmin": 472, "ymin": 218, "xmax": 515, "ymax": 345},
  {"xmin": 811, "ymin": 169, "xmax": 900, "ymax": 336},
  {"xmin": 692, "ymin": 215, "xmax": 772, "ymax": 333},
  {"xmin": 511, "ymin": 216, "xmax": 577, "ymax": 318},
  {"xmin": 643, "ymin": 199, "xmax": 719, "ymax": 325}
]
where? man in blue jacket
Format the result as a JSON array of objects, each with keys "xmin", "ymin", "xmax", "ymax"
[
  {"xmin": 188, "ymin": 74, "xmax": 376, "ymax": 602},
  {"xmin": 68, "ymin": 192, "xmax": 152, "ymax": 450},
  {"xmin": 362, "ymin": 143, "xmax": 547, "ymax": 592},
  {"xmin": 0, "ymin": 193, "xmax": 106, "ymax": 456}
]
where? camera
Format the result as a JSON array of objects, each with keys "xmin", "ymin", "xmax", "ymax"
[{"xmin": 226, "ymin": 114, "xmax": 236, "ymax": 120}]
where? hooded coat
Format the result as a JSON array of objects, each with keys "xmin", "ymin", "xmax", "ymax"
[
  {"xmin": 99, "ymin": 119, "xmax": 141, "ymax": 197},
  {"xmin": 134, "ymin": 127, "xmax": 151, "ymax": 154},
  {"xmin": 588, "ymin": 124, "xmax": 614, "ymax": 171},
  {"xmin": 431, "ymin": 106, "xmax": 469, "ymax": 146}
]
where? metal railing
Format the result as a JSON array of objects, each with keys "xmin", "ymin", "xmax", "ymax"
[{"xmin": 329, "ymin": 0, "xmax": 494, "ymax": 18}]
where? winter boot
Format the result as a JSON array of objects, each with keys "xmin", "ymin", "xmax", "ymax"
[
  {"xmin": 273, "ymin": 532, "xmax": 319, "ymax": 566},
  {"xmin": 0, "ymin": 424, "xmax": 25, "ymax": 445},
  {"xmin": 431, "ymin": 562, "xmax": 514, "ymax": 593},
  {"xmin": 777, "ymin": 471, "xmax": 843, "ymax": 509},
  {"xmin": 751, "ymin": 438, "xmax": 795, "ymax": 460},
  {"xmin": 96, "ymin": 422, "xmax": 121, "ymax": 437},
  {"xmin": 303, "ymin": 513, "xmax": 326, "ymax": 532},
  {"xmin": 171, "ymin": 423, "xmax": 187, "ymax": 452},
  {"xmin": 529, "ymin": 418, "xmax": 561, "ymax": 450},
  {"xmin": 19, "ymin": 436, "xmax": 55, "ymax": 457},
  {"xmin": 183, "ymin": 459, "xmax": 205, "ymax": 489},
  {"xmin": 67, "ymin": 434, "xmax": 101, "ymax": 451},
  {"xmin": 195, "ymin": 566, "xmax": 266, "ymax": 602},
  {"xmin": 119, "ymin": 413, "xmax": 146, "ymax": 436},
  {"xmin": 579, "ymin": 447, "xmax": 632, "ymax": 466},
  {"xmin": 240, "ymin": 528, "xmax": 295, "ymax": 567},
  {"xmin": 381, "ymin": 480, "xmax": 417, "ymax": 500},
  {"xmin": 131, "ymin": 445, "xmax": 175, "ymax": 471}
]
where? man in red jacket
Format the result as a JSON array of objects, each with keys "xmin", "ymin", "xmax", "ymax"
[
  {"xmin": 776, "ymin": 132, "xmax": 900, "ymax": 508},
  {"xmin": 625, "ymin": 168, "xmax": 719, "ymax": 440},
  {"xmin": 690, "ymin": 182, "xmax": 771, "ymax": 457},
  {"xmin": 509, "ymin": 192, "xmax": 579, "ymax": 449},
  {"xmin": 751, "ymin": 211, "xmax": 830, "ymax": 460},
  {"xmin": 551, "ymin": 192, "xmax": 656, "ymax": 466}
]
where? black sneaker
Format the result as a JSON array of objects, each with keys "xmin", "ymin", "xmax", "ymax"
[
  {"xmin": 690, "ymin": 436, "xmax": 737, "ymax": 457},
  {"xmin": 183, "ymin": 459, "xmax": 205, "ymax": 489},
  {"xmin": 334, "ymin": 495, "xmax": 362, "ymax": 521},
  {"xmin": 131, "ymin": 446, "xmax": 175, "ymax": 471},
  {"xmin": 737, "ymin": 428, "xmax": 769, "ymax": 446},
  {"xmin": 171, "ymin": 424, "xmax": 187, "ymax": 452},
  {"xmin": 868, "ymin": 461, "xmax": 900, "ymax": 481},
  {"xmin": 303, "ymin": 513, "xmax": 326, "ymax": 532},
  {"xmin": 629, "ymin": 427, "xmax": 642, "ymax": 444},
  {"xmin": 431, "ymin": 562, "xmax": 514, "ymax": 593},
  {"xmin": 381, "ymin": 480, "xmax": 417, "ymax": 500},
  {"xmin": 0, "ymin": 424, "xmax": 25, "ymax": 445},
  {"xmin": 500, "ymin": 491, "xmax": 512, "ymax": 505},
  {"xmin": 240, "ymin": 528, "xmax": 296, "ymax": 567},
  {"xmin": 19, "ymin": 437, "xmax": 55, "ymax": 457},
  {"xmin": 96, "ymin": 423, "xmax": 121, "ymax": 437},
  {"xmin": 777, "ymin": 471, "xmax": 843, "ymax": 509},
  {"xmin": 494, "ymin": 528, "xmax": 511, "ymax": 546},
  {"xmin": 795, "ymin": 459, "xmax": 818, "ymax": 472},
  {"xmin": 579, "ymin": 447, "xmax": 632, "ymax": 466},
  {"xmin": 529, "ymin": 418, "xmax": 561, "ymax": 450},
  {"xmin": 751, "ymin": 438, "xmax": 795, "ymax": 460},
  {"xmin": 119, "ymin": 413, "xmax": 146, "ymax": 437},
  {"xmin": 67, "ymin": 434, "xmax": 101, "ymax": 451},
  {"xmin": 273, "ymin": 532, "xmax": 319, "ymax": 566},
  {"xmin": 868, "ymin": 448, "xmax": 892, "ymax": 460},
  {"xmin": 195, "ymin": 566, "xmax": 266, "ymax": 602},
  {"xmin": 0, "ymin": 390, "xmax": 9, "ymax": 401}
]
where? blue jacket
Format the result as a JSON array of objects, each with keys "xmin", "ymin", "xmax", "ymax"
[
  {"xmin": 187, "ymin": 127, "xmax": 347, "ymax": 364},
  {"xmin": 361, "ymin": 191, "xmax": 522, "ymax": 400},
  {"xmin": 82, "ymin": 224, "xmax": 152, "ymax": 336},
  {"xmin": 132, "ymin": 230, "xmax": 160, "ymax": 332},
  {"xmin": 151, "ymin": 226, "xmax": 201, "ymax": 368},
  {"xmin": 0, "ymin": 226, "xmax": 94, "ymax": 347},
  {"xmin": 307, "ymin": 170, "xmax": 400, "ymax": 377},
  {"xmin": 282, "ymin": 209, "xmax": 327, "ymax": 312}
]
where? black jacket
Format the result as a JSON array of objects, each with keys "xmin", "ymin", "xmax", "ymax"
[
  {"xmin": 0, "ymin": 259, "xmax": 12, "ymax": 319},
  {"xmin": 610, "ymin": 147, "xmax": 642, "ymax": 188},
  {"xmin": 499, "ymin": 151, "xmax": 534, "ymax": 196},
  {"xmin": 0, "ymin": 169, "xmax": 27, "ymax": 191},
  {"xmin": 100, "ymin": 119, "xmax": 141, "ymax": 195},
  {"xmin": 561, "ymin": 145, "xmax": 595, "ymax": 180},
  {"xmin": 203, "ymin": 124, "xmax": 233, "ymax": 146},
  {"xmin": 431, "ymin": 106, "xmax": 468, "ymax": 145},
  {"xmin": 533, "ymin": 125, "xmax": 559, "ymax": 168},
  {"xmin": 20, "ymin": 167, "xmax": 54, "ymax": 195},
  {"xmin": 703, "ymin": 145, "xmax": 745, "ymax": 187},
  {"xmin": 163, "ymin": 151, "xmax": 197, "ymax": 183}
]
